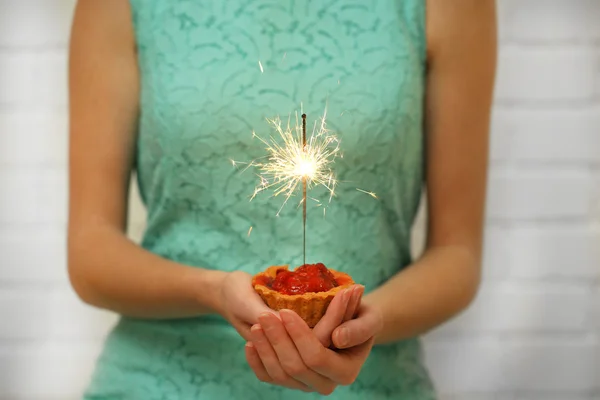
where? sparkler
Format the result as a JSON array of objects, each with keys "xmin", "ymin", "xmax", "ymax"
[
  {"xmin": 235, "ymin": 109, "xmax": 341, "ymax": 263},
  {"xmin": 248, "ymin": 110, "xmax": 339, "ymax": 207},
  {"xmin": 231, "ymin": 60, "xmax": 380, "ymax": 263}
]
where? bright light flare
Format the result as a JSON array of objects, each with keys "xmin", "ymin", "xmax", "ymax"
[{"xmin": 237, "ymin": 110, "xmax": 340, "ymax": 215}]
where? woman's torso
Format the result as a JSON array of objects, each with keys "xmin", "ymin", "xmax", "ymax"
[{"xmin": 85, "ymin": 1, "xmax": 434, "ymax": 398}]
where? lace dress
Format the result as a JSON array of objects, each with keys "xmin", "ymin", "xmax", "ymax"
[{"xmin": 84, "ymin": 0, "xmax": 436, "ymax": 398}]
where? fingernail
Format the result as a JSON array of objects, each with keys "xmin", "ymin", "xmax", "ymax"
[
  {"xmin": 245, "ymin": 342, "xmax": 254, "ymax": 348},
  {"xmin": 343, "ymin": 288, "xmax": 352, "ymax": 302},
  {"xmin": 258, "ymin": 312, "xmax": 275, "ymax": 325},
  {"xmin": 337, "ymin": 327, "xmax": 348, "ymax": 347},
  {"xmin": 251, "ymin": 324, "xmax": 262, "ymax": 333},
  {"xmin": 279, "ymin": 309, "xmax": 295, "ymax": 325}
]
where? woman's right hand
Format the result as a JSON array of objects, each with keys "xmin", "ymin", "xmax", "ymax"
[
  {"xmin": 217, "ymin": 271, "xmax": 278, "ymax": 341},
  {"xmin": 243, "ymin": 285, "xmax": 365, "ymax": 394}
]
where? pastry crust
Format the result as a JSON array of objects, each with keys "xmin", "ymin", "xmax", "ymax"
[{"xmin": 252, "ymin": 265, "xmax": 355, "ymax": 327}]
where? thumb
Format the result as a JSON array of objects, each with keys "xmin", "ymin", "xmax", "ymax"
[
  {"xmin": 331, "ymin": 305, "xmax": 383, "ymax": 349},
  {"xmin": 229, "ymin": 293, "xmax": 276, "ymax": 341},
  {"xmin": 247, "ymin": 289, "xmax": 280, "ymax": 321},
  {"xmin": 313, "ymin": 286, "xmax": 354, "ymax": 347},
  {"xmin": 232, "ymin": 284, "xmax": 279, "ymax": 326}
]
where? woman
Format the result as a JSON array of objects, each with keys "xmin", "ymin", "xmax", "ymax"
[{"xmin": 68, "ymin": 0, "xmax": 496, "ymax": 398}]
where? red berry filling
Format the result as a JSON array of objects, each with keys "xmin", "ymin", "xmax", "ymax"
[{"xmin": 257, "ymin": 263, "xmax": 341, "ymax": 295}]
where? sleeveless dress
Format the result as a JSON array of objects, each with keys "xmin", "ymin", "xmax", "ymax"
[{"xmin": 84, "ymin": 0, "xmax": 435, "ymax": 398}]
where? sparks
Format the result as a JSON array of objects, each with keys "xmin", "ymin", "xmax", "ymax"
[
  {"xmin": 356, "ymin": 188, "xmax": 378, "ymax": 199},
  {"xmin": 247, "ymin": 226, "xmax": 253, "ymax": 237},
  {"xmin": 246, "ymin": 110, "xmax": 340, "ymax": 215},
  {"xmin": 258, "ymin": 60, "xmax": 264, "ymax": 73}
]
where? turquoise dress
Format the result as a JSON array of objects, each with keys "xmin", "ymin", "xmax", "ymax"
[{"xmin": 85, "ymin": 0, "xmax": 435, "ymax": 398}]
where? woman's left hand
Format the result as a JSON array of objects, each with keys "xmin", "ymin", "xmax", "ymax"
[{"xmin": 244, "ymin": 287, "xmax": 383, "ymax": 395}]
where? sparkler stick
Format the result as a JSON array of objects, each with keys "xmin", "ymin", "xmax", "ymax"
[
  {"xmin": 234, "ymin": 110, "xmax": 339, "ymax": 264},
  {"xmin": 302, "ymin": 113, "xmax": 307, "ymax": 265}
]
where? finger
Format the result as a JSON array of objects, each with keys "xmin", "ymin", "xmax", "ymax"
[
  {"xmin": 281, "ymin": 309, "xmax": 355, "ymax": 385},
  {"xmin": 259, "ymin": 313, "xmax": 336, "ymax": 395},
  {"xmin": 313, "ymin": 287, "xmax": 352, "ymax": 347},
  {"xmin": 245, "ymin": 342, "xmax": 272, "ymax": 383},
  {"xmin": 336, "ymin": 337, "xmax": 375, "ymax": 380},
  {"xmin": 231, "ymin": 319, "xmax": 253, "ymax": 342},
  {"xmin": 342, "ymin": 285, "xmax": 364, "ymax": 322},
  {"xmin": 238, "ymin": 326, "xmax": 252, "ymax": 342},
  {"xmin": 250, "ymin": 324, "xmax": 312, "ymax": 392},
  {"xmin": 332, "ymin": 305, "xmax": 383, "ymax": 349}
]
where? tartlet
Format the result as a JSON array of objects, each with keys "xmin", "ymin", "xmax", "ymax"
[{"xmin": 252, "ymin": 263, "xmax": 354, "ymax": 327}]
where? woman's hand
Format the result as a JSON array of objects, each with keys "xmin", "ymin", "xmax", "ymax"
[
  {"xmin": 312, "ymin": 285, "xmax": 364, "ymax": 348},
  {"xmin": 330, "ymin": 301, "xmax": 383, "ymax": 349},
  {"xmin": 244, "ymin": 285, "xmax": 382, "ymax": 394},
  {"xmin": 217, "ymin": 271, "xmax": 277, "ymax": 341}
]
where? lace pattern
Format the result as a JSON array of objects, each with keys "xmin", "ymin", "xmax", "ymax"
[{"xmin": 85, "ymin": 0, "xmax": 435, "ymax": 398}]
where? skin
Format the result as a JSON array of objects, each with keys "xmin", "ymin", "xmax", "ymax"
[
  {"xmin": 244, "ymin": 0, "xmax": 497, "ymax": 392},
  {"xmin": 68, "ymin": 0, "xmax": 271, "ymax": 342},
  {"xmin": 68, "ymin": 0, "xmax": 363, "ymax": 345},
  {"xmin": 245, "ymin": 0, "xmax": 497, "ymax": 392},
  {"xmin": 246, "ymin": 286, "xmax": 370, "ymax": 394},
  {"xmin": 68, "ymin": 0, "xmax": 496, "ymax": 395}
]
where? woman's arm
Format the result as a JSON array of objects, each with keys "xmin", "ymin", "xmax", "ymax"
[
  {"xmin": 335, "ymin": 0, "xmax": 497, "ymax": 346},
  {"xmin": 67, "ymin": 0, "xmax": 226, "ymax": 318}
]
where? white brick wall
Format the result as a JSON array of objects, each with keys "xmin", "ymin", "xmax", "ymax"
[
  {"xmin": 423, "ymin": 2, "xmax": 600, "ymax": 399},
  {"xmin": 0, "ymin": 1, "xmax": 598, "ymax": 399},
  {"xmin": 495, "ymin": 46, "xmax": 598, "ymax": 102}
]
